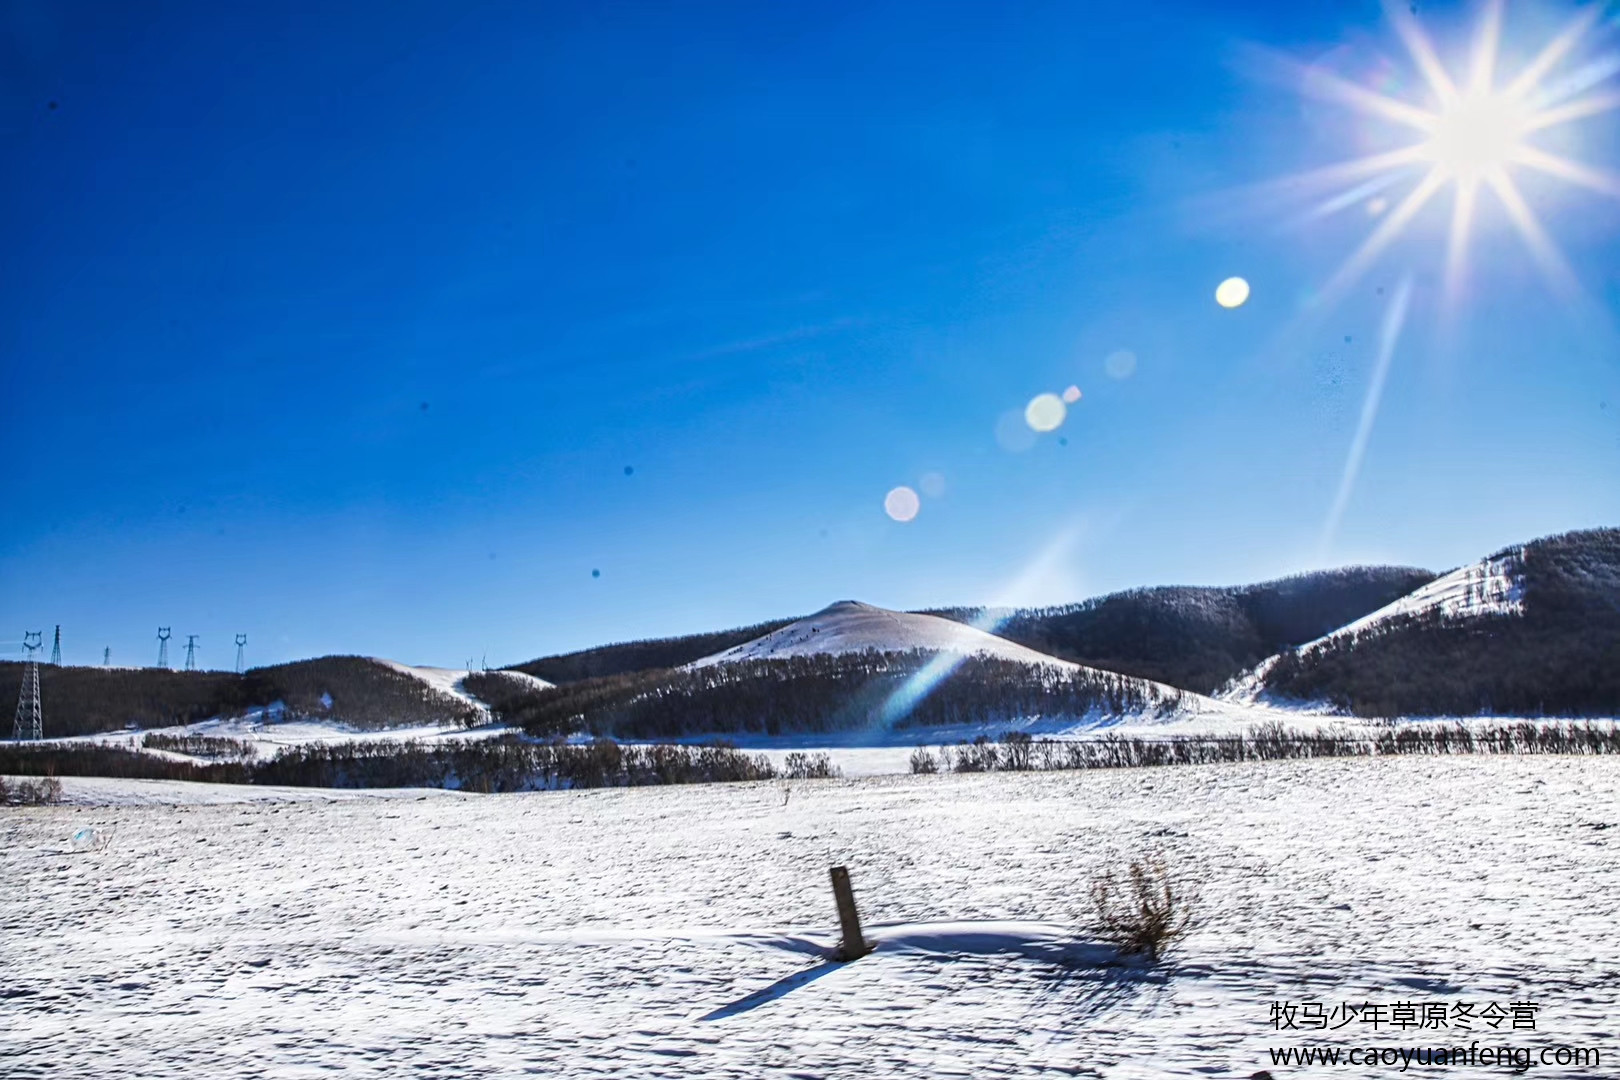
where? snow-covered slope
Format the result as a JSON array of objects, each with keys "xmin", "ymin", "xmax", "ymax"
[
  {"xmin": 377, "ymin": 661, "xmax": 553, "ymax": 716},
  {"xmin": 688, "ymin": 601, "xmax": 1084, "ymax": 670},
  {"xmin": 1221, "ymin": 550, "xmax": 1524, "ymax": 706},
  {"xmin": 1298, "ymin": 549, "xmax": 1524, "ymax": 652}
]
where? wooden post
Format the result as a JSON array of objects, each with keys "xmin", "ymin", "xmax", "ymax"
[{"xmin": 829, "ymin": 865, "xmax": 870, "ymax": 960}]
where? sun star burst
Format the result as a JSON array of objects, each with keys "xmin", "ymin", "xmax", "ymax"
[{"xmin": 1297, "ymin": 0, "xmax": 1620, "ymax": 304}]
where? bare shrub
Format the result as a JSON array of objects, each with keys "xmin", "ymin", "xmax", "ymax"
[
  {"xmin": 999, "ymin": 730, "xmax": 1034, "ymax": 770},
  {"xmin": 909, "ymin": 745, "xmax": 938, "ymax": 774},
  {"xmin": 953, "ymin": 735, "xmax": 999, "ymax": 773},
  {"xmin": 0, "ymin": 773, "xmax": 64, "ymax": 806},
  {"xmin": 142, "ymin": 733, "xmax": 259, "ymax": 760},
  {"xmin": 782, "ymin": 751, "xmax": 840, "ymax": 780},
  {"xmin": 1089, "ymin": 854, "xmax": 1197, "ymax": 959}
]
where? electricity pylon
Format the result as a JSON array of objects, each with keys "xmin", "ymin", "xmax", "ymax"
[{"xmin": 13, "ymin": 631, "xmax": 43, "ymax": 740}]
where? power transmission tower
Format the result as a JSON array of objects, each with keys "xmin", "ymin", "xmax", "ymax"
[
  {"xmin": 13, "ymin": 631, "xmax": 43, "ymax": 740},
  {"xmin": 50, "ymin": 625, "xmax": 61, "ymax": 666},
  {"xmin": 183, "ymin": 635, "xmax": 199, "ymax": 671},
  {"xmin": 103, "ymin": 646, "xmax": 111, "ymax": 667},
  {"xmin": 235, "ymin": 634, "xmax": 247, "ymax": 674},
  {"xmin": 156, "ymin": 627, "xmax": 171, "ymax": 669}
]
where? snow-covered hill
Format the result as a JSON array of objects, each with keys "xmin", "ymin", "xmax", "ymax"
[
  {"xmin": 681, "ymin": 600, "xmax": 1276, "ymax": 733},
  {"xmin": 378, "ymin": 661, "xmax": 552, "ymax": 718},
  {"xmin": 688, "ymin": 601, "xmax": 1086, "ymax": 670},
  {"xmin": 1294, "ymin": 549, "xmax": 1524, "ymax": 655},
  {"xmin": 1220, "ymin": 552, "xmax": 1523, "ymax": 708}
]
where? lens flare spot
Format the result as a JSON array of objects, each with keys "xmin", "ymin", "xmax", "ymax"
[
  {"xmin": 1104, "ymin": 349, "xmax": 1138, "ymax": 380},
  {"xmin": 1062, "ymin": 385, "xmax": 1082, "ymax": 403},
  {"xmin": 1024, "ymin": 393, "xmax": 1067, "ymax": 432},
  {"xmin": 1215, "ymin": 276, "xmax": 1251, "ymax": 308},
  {"xmin": 994, "ymin": 409, "xmax": 1037, "ymax": 452},
  {"xmin": 884, "ymin": 486, "xmax": 921, "ymax": 522},
  {"xmin": 1366, "ymin": 196, "xmax": 1388, "ymax": 216},
  {"xmin": 919, "ymin": 471, "xmax": 947, "ymax": 499}
]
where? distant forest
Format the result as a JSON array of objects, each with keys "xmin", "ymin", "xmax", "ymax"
[
  {"xmin": 502, "ymin": 650, "xmax": 1177, "ymax": 740},
  {"xmin": 0, "ymin": 656, "xmax": 479, "ymax": 738},
  {"xmin": 1263, "ymin": 530, "xmax": 1620, "ymax": 717},
  {"xmin": 926, "ymin": 566, "xmax": 1437, "ymax": 693},
  {"xmin": 509, "ymin": 618, "xmax": 796, "ymax": 683}
]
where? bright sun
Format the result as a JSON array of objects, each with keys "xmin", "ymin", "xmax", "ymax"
[
  {"xmin": 1421, "ymin": 91, "xmax": 1529, "ymax": 183},
  {"xmin": 1273, "ymin": 0, "xmax": 1620, "ymax": 303}
]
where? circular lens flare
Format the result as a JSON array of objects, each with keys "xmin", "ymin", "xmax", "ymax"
[
  {"xmin": 884, "ymin": 486, "xmax": 920, "ymax": 522},
  {"xmin": 1216, "ymin": 277, "xmax": 1251, "ymax": 308},
  {"xmin": 1024, "ymin": 393, "xmax": 1067, "ymax": 432},
  {"xmin": 1062, "ymin": 385, "xmax": 1082, "ymax": 403},
  {"xmin": 995, "ymin": 409, "xmax": 1037, "ymax": 452},
  {"xmin": 1104, "ymin": 349, "xmax": 1138, "ymax": 379}
]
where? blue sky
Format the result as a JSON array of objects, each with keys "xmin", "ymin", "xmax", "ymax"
[{"xmin": 3, "ymin": 0, "xmax": 1618, "ymax": 668}]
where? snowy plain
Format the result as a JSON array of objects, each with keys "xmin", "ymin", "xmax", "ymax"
[{"xmin": 5, "ymin": 756, "xmax": 1617, "ymax": 1078}]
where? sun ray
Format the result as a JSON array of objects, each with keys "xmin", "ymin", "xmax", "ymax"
[
  {"xmin": 1243, "ymin": 44, "xmax": 1440, "ymax": 130},
  {"xmin": 1503, "ymin": 7, "xmax": 1603, "ymax": 100},
  {"xmin": 1510, "ymin": 144, "xmax": 1620, "ymax": 197},
  {"xmin": 1520, "ymin": 89, "xmax": 1620, "ymax": 132},
  {"xmin": 1389, "ymin": 2, "xmax": 1460, "ymax": 107},
  {"xmin": 1485, "ymin": 168, "xmax": 1580, "ymax": 297},
  {"xmin": 1318, "ymin": 167, "xmax": 1447, "ymax": 305},
  {"xmin": 1308, "ymin": 170, "xmax": 1412, "ymax": 220},
  {"xmin": 1321, "ymin": 276, "xmax": 1414, "ymax": 554},
  {"xmin": 1528, "ymin": 53, "xmax": 1620, "ymax": 110},
  {"xmin": 1278, "ymin": 147, "xmax": 1433, "ymax": 193},
  {"xmin": 1444, "ymin": 179, "xmax": 1481, "ymax": 305},
  {"xmin": 1298, "ymin": 65, "xmax": 1440, "ymax": 131},
  {"xmin": 1469, "ymin": 0, "xmax": 1505, "ymax": 96}
]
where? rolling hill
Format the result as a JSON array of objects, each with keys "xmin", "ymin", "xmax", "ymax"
[
  {"xmin": 0, "ymin": 656, "xmax": 548, "ymax": 738},
  {"xmin": 1235, "ymin": 528, "xmax": 1620, "ymax": 717},
  {"xmin": 925, "ymin": 566, "xmax": 1438, "ymax": 693},
  {"xmin": 505, "ymin": 601, "xmax": 1219, "ymax": 742}
]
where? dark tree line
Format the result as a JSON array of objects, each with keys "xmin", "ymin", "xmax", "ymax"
[
  {"xmin": 925, "ymin": 566, "xmax": 1437, "ymax": 693},
  {"xmin": 507, "ymin": 649, "xmax": 1178, "ymax": 740},
  {"xmin": 0, "ymin": 736, "xmax": 778, "ymax": 792},
  {"xmin": 508, "ymin": 618, "xmax": 797, "ymax": 684},
  {"xmin": 1263, "ymin": 529, "xmax": 1620, "ymax": 717},
  {"xmin": 911, "ymin": 720, "xmax": 1620, "ymax": 773}
]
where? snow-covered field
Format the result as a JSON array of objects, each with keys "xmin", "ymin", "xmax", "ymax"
[{"xmin": 5, "ymin": 756, "xmax": 1616, "ymax": 1078}]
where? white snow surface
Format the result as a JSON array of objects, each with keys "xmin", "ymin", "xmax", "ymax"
[
  {"xmin": 5, "ymin": 756, "xmax": 1616, "ymax": 1077},
  {"xmin": 689, "ymin": 600, "xmax": 1086, "ymax": 669}
]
